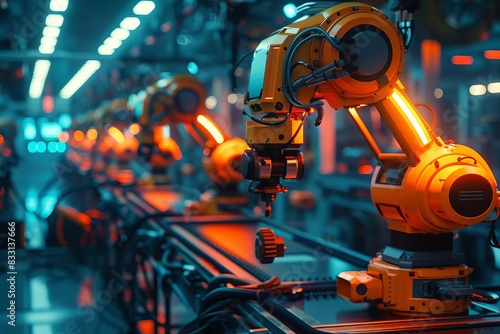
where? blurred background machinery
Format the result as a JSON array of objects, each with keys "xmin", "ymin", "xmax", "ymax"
[{"xmin": 0, "ymin": 0, "xmax": 500, "ymax": 333}]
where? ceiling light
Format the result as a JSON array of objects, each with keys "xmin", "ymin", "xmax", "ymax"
[
  {"xmin": 46, "ymin": 14, "xmax": 64, "ymax": 27},
  {"xmin": 98, "ymin": 45, "xmax": 115, "ymax": 55},
  {"xmin": 43, "ymin": 26, "xmax": 60, "ymax": 38},
  {"xmin": 469, "ymin": 84, "xmax": 486, "ymax": 96},
  {"xmin": 39, "ymin": 44, "xmax": 55, "ymax": 54},
  {"xmin": 40, "ymin": 36, "xmax": 58, "ymax": 48},
  {"xmin": 103, "ymin": 37, "xmax": 122, "ymax": 49},
  {"xmin": 488, "ymin": 82, "xmax": 500, "ymax": 94},
  {"xmin": 49, "ymin": 0, "xmax": 69, "ymax": 12},
  {"xmin": 111, "ymin": 28, "xmax": 130, "ymax": 40},
  {"xmin": 283, "ymin": 3, "xmax": 297, "ymax": 19},
  {"xmin": 133, "ymin": 1, "xmax": 155, "ymax": 15},
  {"xmin": 29, "ymin": 60, "xmax": 51, "ymax": 99},
  {"xmin": 60, "ymin": 60, "xmax": 101, "ymax": 99},
  {"xmin": 120, "ymin": 17, "xmax": 141, "ymax": 30}
]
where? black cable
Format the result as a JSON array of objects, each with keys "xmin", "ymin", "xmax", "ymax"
[
  {"xmin": 232, "ymin": 50, "xmax": 255, "ymax": 91},
  {"xmin": 282, "ymin": 27, "xmax": 343, "ymax": 112},
  {"xmin": 200, "ymin": 287, "xmax": 261, "ymax": 313},
  {"xmin": 207, "ymin": 275, "xmax": 253, "ymax": 292}
]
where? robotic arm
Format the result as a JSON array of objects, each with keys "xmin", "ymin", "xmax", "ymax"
[
  {"xmin": 243, "ymin": 2, "xmax": 499, "ymax": 314},
  {"xmin": 137, "ymin": 75, "xmax": 249, "ymax": 189},
  {"xmin": 241, "ymin": 2, "xmax": 497, "ymax": 230}
]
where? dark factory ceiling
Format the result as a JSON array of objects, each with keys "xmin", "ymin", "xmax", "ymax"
[{"xmin": 0, "ymin": 0, "xmax": 499, "ymax": 115}]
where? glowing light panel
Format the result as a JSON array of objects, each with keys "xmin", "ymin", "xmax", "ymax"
[
  {"xmin": 197, "ymin": 115, "xmax": 224, "ymax": 144},
  {"xmin": 391, "ymin": 90, "xmax": 430, "ymax": 146},
  {"xmin": 120, "ymin": 17, "xmax": 141, "ymax": 31},
  {"xmin": 133, "ymin": 1, "xmax": 155, "ymax": 15},
  {"xmin": 470, "ymin": 84, "xmax": 486, "ymax": 96},
  {"xmin": 60, "ymin": 60, "xmax": 101, "ymax": 99},
  {"xmin": 111, "ymin": 28, "xmax": 131, "ymax": 40},
  {"xmin": 488, "ymin": 82, "xmax": 500, "ymax": 94},
  {"xmin": 50, "ymin": 0, "xmax": 69, "ymax": 12},
  {"xmin": 46, "ymin": 14, "xmax": 64, "ymax": 27}
]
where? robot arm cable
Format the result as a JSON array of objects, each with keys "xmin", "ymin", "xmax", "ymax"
[{"xmin": 282, "ymin": 27, "xmax": 345, "ymax": 112}]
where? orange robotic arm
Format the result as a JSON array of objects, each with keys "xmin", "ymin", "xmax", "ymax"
[
  {"xmin": 137, "ymin": 75, "xmax": 248, "ymax": 188},
  {"xmin": 244, "ymin": 2, "xmax": 500, "ymax": 314},
  {"xmin": 242, "ymin": 2, "xmax": 498, "ymax": 230}
]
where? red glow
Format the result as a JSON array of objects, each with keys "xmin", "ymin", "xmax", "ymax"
[
  {"xmin": 42, "ymin": 94, "xmax": 54, "ymax": 113},
  {"xmin": 0, "ymin": 135, "xmax": 4, "ymax": 146},
  {"xmin": 79, "ymin": 160, "xmax": 92, "ymax": 173},
  {"xmin": 161, "ymin": 22, "xmax": 172, "ymax": 33},
  {"xmin": 77, "ymin": 276, "xmax": 94, "ymax": 307},
  {"xmin": 337, "ymin": 162, "xmax": 349, "ymax": 174},
  {"xmin": 2, "ymin": 148, "xmax": 11, "ymax": 157},
  {"xmin": 485, "ymin": 50, "xmax": 500, "ymax": 60},
  {"xmin": 14, "ymin": 67, "xmax": 23, "ymax": 79},
  {"xmin": 145, "ymin": 36, "xmax": 155, "ymax": 45},
  {"xmin": 357, "ymin": 164, "xmax": 374, "ymax": 175},
  {"xmin": 480, "ymin": 32, "xmax": 490, "ymax": 41},
  {"xmin": 451, "ymin": 55, "xmax": 474, "ymax": 65},
  {"xmin": 137, "ymin": 320, "xmax": 154, "ymax": 334}
]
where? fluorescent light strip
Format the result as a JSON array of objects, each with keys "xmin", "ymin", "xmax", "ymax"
[
  {"xmin": 120, "ymin": 17, "xmax": 141, "ymax": 30},
  {"xmin": 111, "ymin": 28, "xmax": 130, "ymax": 40},
  {"xmin": 488, "ymin": 82, "xmax": 500, "ymax": 94},
  {"xmin": 470, "ymin": 84, "xmax": 487, "ymax": 96},
  {"xmin": 46, "ymin": 14, "xmax": 64, "ymax": 27},
  {"xmin": 43, "ymin": 26, "xmax": 60, "ymax": 38},
  {"xmin": 40, "ymin": 36, "xmax": 57, "ymax": 47},
  {"xmin": 103, "ymin": 37, "xmax": 122, "ymax": 49},
  {"xmin": 29, "ymin": 60, "xmax": 51, "ymax": 99},
  {"xmin": 98, "ymin": 45, "xmax": 115, "ymax": 55},
  {"xmin": 39, "ymin": 44, "xmax": 55, "ymax": 54},
  {"xmin": 133, "ymin": 1, "xmax": 156, "ymax": 15},
  {"xmin": 59, "ymin": 60, "xmax": 101, "ymax": 99},
  {"xmin": 50, "ymin": 0, "xmax": 69, "ymax": 12}
]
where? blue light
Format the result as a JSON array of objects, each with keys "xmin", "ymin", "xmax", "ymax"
[
  {"xmin": 41, "ymin": 122, "xmax": 62, "ymax": 140},
  {"xmin": 59, "ymin": 113, "xmax": 72, "ymax": 128},
  {"xmin": 48, "ymin": 141, "xmax": 58, "ymax": 153},
  {"xmin": 283, "ymin": 3, "xmax": 297, "ymax": 19},
  {"xmin": 187, "ymin": 61, "xmax": 199, "ymax": 74},
  {"xmin": 27, "ymin": 141, "xmax": 38, "ymax": 153},
  {"xmin": 23, "ymin": 118, "xmax": 37, "ymax": 140},
  {"xmin": 37, "ymin": 141, "xmax": 47, "ymax": 153},
  {"xmin": 57, "ymin": 142, "xmax": 66, "ymax": 153}
]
